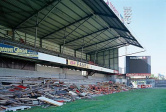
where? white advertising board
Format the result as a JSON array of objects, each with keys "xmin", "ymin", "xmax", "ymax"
[{"xmin": 38, "ymin": 52, "xmax": 66, "ymax": 64}]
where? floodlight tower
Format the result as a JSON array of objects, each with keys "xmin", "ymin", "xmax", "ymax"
[
  {"xmin": 124, "ymin": 7, "xmax": 132, "ymax": 24},
  {"xmin": 123, "ymin": 7, "xmax": 132, "ymax": 56}
]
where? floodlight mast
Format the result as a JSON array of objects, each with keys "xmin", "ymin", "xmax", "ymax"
[
  {"xmin": 124, "ymin": 7, "xmax": 132, "ymax": 24},
  {"xmin": 123, "ymin": 7, "xmax": 132, "ymax": 55}
]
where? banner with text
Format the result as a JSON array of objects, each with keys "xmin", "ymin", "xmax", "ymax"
[
  {"xmin": 0, "ymin": 43, "xmax": 38, "ymax": 59},
  {"xmin": 137, "ymin": 85, "xmax": 152, "ymax": 88},
  {"xmin": 68, "ymin": 60, "xmax": 90, "ymax": 69}
]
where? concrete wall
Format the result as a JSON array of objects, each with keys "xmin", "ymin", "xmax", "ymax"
[
  {"xmin": 0, "ymin": 67, "xmax": 58, "ymax": 78},
  {"xmin": 37, "ymin": 65, "xmax": 82, "ymax": 75},
  {"xmin": 36, "ymin": 65, "xmax": 108, "ymax": 82},
  {"xmin": 0, "ymin": 65, "xmax": 111, "ymax": 85}
]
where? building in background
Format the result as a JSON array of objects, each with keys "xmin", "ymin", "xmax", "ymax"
[{"xmin": 158, "ymin": 74, "xmax": 165, "ymax": 80}]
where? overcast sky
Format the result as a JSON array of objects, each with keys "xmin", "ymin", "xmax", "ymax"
[{"xmin": 105, "ymin": 0, "xmax": 166, "ymax": 75}]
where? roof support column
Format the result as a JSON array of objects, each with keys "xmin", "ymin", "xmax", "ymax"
[
  {"xmin": 94, "ymin": 52, "xmax": 96, "ymax": 64},
  {"xmin": 90, "ymin": 54, "xmax": 92, "ymax": 61},
  {"xmin": 14, "ymin": 30, "xmax": 21, "ymax": 41},
  {"xmin": 60, "ymin": 45, "xmax": 62, "ymax": 53},
  {"xmin": 86, "ymin": 54, "xmax": 88, "ymax": 61},
  {"xmin": 96, "ymin": 52, "xmax": 98, "ymax": 64},
  {"xmin": 62, "ymin": 39, "xmax": 66, "ymax": 55},
  {"xmin": 12, "ymin": 29, "xmax": 15, "ymax": 41},
  {"xmin": 74, "ymin": 50, "xmax": 76, "ymax": 57},
  {"xmin": 109, "ymin": 49, "xmax": 110, "ymax": 68},
  {"xmin": 34, "ymin": 13, "xmax": 38, "ymax": 48},
  {"xmin": 103, "ymin": 51, "xmax": 105, "ymax": 67},
  {"xmin": 62, "ymin": 28, "xmax": 66, "ymax": 56},
  {"xmin": 81, "ymin": 47, "xmax": 83, "ymax": 61},
  {"xmin": 40, "ymin": 38, "xmax": 42, "ymax": 48},
  {"xmin": 113, "ymin": 49, "xmax": 115, "ymax": 70},
  {"xmin": 94, "ymin": 44, "xmax": 98, "ymax": 64},
  {"xmin": 81, "ymin": 37, "xmax": 85, "ymax": 61},
  {"xmin": 25, "ymin": 33, "xmax": 27, "ymax": 43}
]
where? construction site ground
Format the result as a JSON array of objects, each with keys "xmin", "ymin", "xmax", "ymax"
[{"xmin": 17, "ymin": 88, "xmax": 166, "ymax": 112}]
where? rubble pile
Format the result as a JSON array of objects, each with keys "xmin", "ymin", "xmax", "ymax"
[{"xmin": 0, "ymin": 77, "xmax": 132, "ymax": 111}]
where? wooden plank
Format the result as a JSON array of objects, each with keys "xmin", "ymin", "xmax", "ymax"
[
  {"xmin": 37, "ymin": 97, "xmax": 63, "ymax": 106},
  {"xmin": 6, "ymin": 106, "xmax": 31, "ymax": 111}
]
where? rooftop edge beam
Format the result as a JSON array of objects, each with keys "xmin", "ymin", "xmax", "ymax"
[
  {"xmin": 14, "ymin": 0, "xmax": 58, "ymax": 29},
  {"xmin": 98, "ymin": 0, "xmax": 130, "ymax": 33},
  {"xmin": 121, "ymin": 36, "xmax": 143, "ymax": 48},
  {"xmin": 95, "ymin": 13, "xmax": 116, "ymax": 18},
  {"xmin": 41, "ymin": 14, "xmax": 93, "ymax": 39},
  {"xmin": 127, "ymin": 41, "xmax": 143, "ymax": 48}
]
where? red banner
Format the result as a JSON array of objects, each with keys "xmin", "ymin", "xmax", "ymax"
[{"xmin": 137, "ymin": 85, "xmax": 152, "ymax": 88}]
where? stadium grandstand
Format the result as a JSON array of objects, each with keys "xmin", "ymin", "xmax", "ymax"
[{"xmin": 0, "ymin": 0, "xmax": 143, "ymax": 84}]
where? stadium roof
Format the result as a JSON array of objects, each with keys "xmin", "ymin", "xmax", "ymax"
[{"xmin": 0, "ymin": 0, "xmax": 143, "ymax": 54}]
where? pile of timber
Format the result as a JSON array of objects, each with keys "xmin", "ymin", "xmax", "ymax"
[{"xmin": 0, "ymin": 77, "xmax": 132, "ymax": 111}]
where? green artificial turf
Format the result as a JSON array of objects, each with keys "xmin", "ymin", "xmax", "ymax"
[{"xmin": 18, "ymin": 89, "xmax": 166, "ymax": 112}]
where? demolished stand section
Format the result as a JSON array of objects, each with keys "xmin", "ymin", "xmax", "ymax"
[{"xmin": 0, "ymin": 77, "xmax": 132, "ymax": 111}]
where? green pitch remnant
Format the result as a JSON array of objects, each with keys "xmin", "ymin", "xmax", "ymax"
[{"xmin": 18, "ymin": 89, "xmax": 166, "ymax": 112}]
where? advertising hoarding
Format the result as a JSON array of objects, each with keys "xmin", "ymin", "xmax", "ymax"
[
  {"xmin": 68, "ymin": 60, "xmax": 115, "ymax": 73},
  {"xmin": 0, "ymin": 43, "xmax": 38, "ymax": 59},
  {"xmin": 68, "ymin": 60, "xmax": 90, "ymax": 69},
  {"xmin": 38, "ymin": 53, "xmax": 66, "ymax": 64}
]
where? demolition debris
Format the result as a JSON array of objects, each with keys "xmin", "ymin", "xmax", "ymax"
[{"xmin": 0, "ymin": 77, "xmax": 132, "ymax": 111}]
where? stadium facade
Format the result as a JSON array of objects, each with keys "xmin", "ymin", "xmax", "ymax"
[{"xmin": 0, "ymin": 0, "xmax": 143, "ymax": 84}]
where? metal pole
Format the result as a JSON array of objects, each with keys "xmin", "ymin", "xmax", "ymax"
[
  {"xmin": 81, "ymin": 47, "xmax": 83, "ymax": 61},
  {"xmin": 94, "ymin": 44, "xmax": 98, "ymax": 64},
  {"xmin": 34, "ymin": 13, "xmax": 38, "ymax": 47},
  {"xmin": 40, "ymin": 38, "xmax": 42, "ymax": 47},
  {"xmin": 103, "ymin": 51, "xmax": 105, "ymax": 67},
  {"xmin": 62, "ymin": 28, "xmax": 66, "ymax": 55},
  {"xmin": 25, "ymin": 33, "xmax": 27, "ymax": 43},
  {"xmin": 12, "ymin": 29, "xmax": 15, "ymax": 41},
  {"xmin": 86, "ymin": 54, "xmax": 87, "ymax": 60},
  {"xmin": 74, "ymin": 50, "xmax": 76, "ymax": 57},
  {"xmin": 113, "ymin": 49, "xmax": 115, "ymax": 70},
  {"xmin": 109, "ymin": 49, "xmax": 110, "ymax": 68},
  {"xmin": 94, "ymin": 52, "xmax": 96, "ymax": 64},
  {"xmin": 15, "ymin": 30, "xmax": 22, "ymax": 41},
  {"xmin": 60, "ymin": 45, "xmax": 62, "ymax": 53},
  {"xmin": 96, "ymin": 53, "xmax": 98, "ymax": 64},
  {"xmin": 81, "ymin": 37, "xmax": 84, "ymax": 61},
  {"xmin": 62, "ymin": 39, "xmax": 65, "ymax": 54},
  {"xmin": 125, "ymin": 46, "xmax": 127, "ymax": 55},
  {"xmin": 90, "ymin": 54, "xmax": 91, "ymax": 61}
]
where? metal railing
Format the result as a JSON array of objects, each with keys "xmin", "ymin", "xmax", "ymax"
[{"xmin": 0, "ymin": 32, "xmax": 115, "ymax": 70}]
